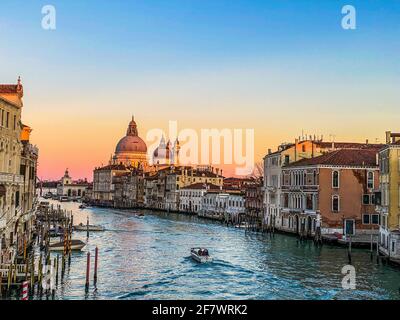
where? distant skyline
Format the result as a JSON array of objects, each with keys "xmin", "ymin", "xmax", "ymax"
[{"xmin": 1, "ymin": 0, "xmax": 399, "ymax": 180}]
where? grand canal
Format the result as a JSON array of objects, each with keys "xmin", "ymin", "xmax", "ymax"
[{"xmin": 42, "ymin": 200, "xmax": 400, "ymax": 300}]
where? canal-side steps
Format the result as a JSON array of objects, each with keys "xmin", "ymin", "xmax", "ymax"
[{"xmin": 322, "ymin": 233, "xmax": 379, "ymax": 249}]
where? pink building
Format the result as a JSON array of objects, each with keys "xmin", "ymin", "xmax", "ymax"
[{"xmin": 280, "ymin": 149, "xmax": 380, "ymax": 240}]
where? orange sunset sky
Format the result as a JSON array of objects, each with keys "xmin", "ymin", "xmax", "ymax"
[{"xmin": 1, "ymin": 1, "xmax": 398, "ymax": 181}]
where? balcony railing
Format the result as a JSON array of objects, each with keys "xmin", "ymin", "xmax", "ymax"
[{"xmin": 0, "ymin": 173, "xmax": 24, "ymax": 184}]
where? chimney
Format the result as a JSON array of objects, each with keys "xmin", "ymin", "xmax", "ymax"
[
  {"xmin": 366, "ymin": 139, "xmax": 369, "ymax": 145},
  {"xmin": 268, "ymin": 148, "xmax": 272, "ymax": 154},
  {"xmin": 386, "ymin": 131, "xmax": 391, "ymax": 144}
]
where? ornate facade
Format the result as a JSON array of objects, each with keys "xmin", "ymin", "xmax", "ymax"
[{"xmin": 0, "ymin": 78, "xmax": 38, "ymax": 263}]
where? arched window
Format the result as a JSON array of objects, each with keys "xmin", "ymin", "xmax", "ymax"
[
  {"xmin": 332, "ymin": 171, "xmax": 339, "ymax": 188},
  {"xmin": 332, "ymin": 195, "xmax": 340, "ymax": 212}
]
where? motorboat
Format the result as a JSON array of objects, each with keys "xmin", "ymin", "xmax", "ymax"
[
  {"xmin": 59, "ymin": 196, "xmax": 69, "ymax": 202},
  {"xmin": 79, "ymin": 204, "xmax": 87, "ymax": 209},
  {"xmin": 73, "ymin": 223, "xmax": 105, "ymax": 232},
  {"xmin": 191, "ymin": 247, "xmax": 212, "ymax": 263},
  {"xmin": 235, "ymin": 222, "xmax": 248, "ymax": 229},
  {"xmin": 48, "ymin": 239, "xmax": 86, "ymax": 251},
  {"xmin": 134, "ymin": 212, "xmax": 145, "ymax": 219}
]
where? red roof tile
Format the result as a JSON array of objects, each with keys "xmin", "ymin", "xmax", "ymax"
[
  {"xmin": 285, "ymin": 149, "xmax": 378, "ymax": 167},
  {"xmin": 181, "ymin": 183, "xmax": 221, "ymax": 190},
  {"xmin": 0, "ymin": 85, "xmax": 19, "ymax": 94},
  {"xmin": 315, "ymin": 141, "xmax": 383, "ymax": 150}
]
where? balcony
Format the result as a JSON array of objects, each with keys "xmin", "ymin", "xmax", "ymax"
[{"xmin": 0, "ymin": 173, "xmax": 24, "ymax": 185}]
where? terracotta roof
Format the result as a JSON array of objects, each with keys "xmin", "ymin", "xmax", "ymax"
[
  {"xmin": 285, "ymin": 149, "xmax": 378, "ymax": 168},
  {"xmin": 316, "ymin": 141, "xmax": 383, "ymax": 150},
  {"xmin": 95, "ymin": 164, "xmax": 127, "ymax": 171},
  {"xmin": 181, "ymin": 183, "xmax": 221, "ymax": 190},
  {"xmin": 0, "ymin": 85, "xmax": 19, "ymax": 94}
]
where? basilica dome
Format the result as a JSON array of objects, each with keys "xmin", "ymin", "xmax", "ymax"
[
  {"xmin": 116, "ymin": 135, "xmax": 147, "ymax": 153},
  {"xmin": 113, "ymin": 117, "xmax": 148, "ymax": 168}
]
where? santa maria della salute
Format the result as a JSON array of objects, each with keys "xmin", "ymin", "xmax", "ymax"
[
  {"xmin": 109, "ymin": 116, "xmax": 181, "ymax": 169},
  {"xmin": 112, "ymin": 116, "xmax": 148, "ymax": 168}
]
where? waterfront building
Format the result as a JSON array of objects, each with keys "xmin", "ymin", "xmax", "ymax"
[
  {"xmin": 123, "ymin": 169, "xmax": 145, "ymax": 208},
  {"xmin": 92, "ymin": 164, "xmax": 130, "ymax": 206},
  {"xmin": 143, "ymin": 165, "xmax": 224, "ymax": 211},
  {"xmin": 377, "ymin": 131, "xmax": 400, "ymax": 261},
  {"xmin": 0, "ymin": 78, "xmax": 38, "ymax": 263},
  {"xmin": 144, "ymin": 171, "xmax": 159, "ymax": 209},
  {"xmin": 223, "ymin": 177, "xmax": 254, "ymax": 190},
  {"xmin": 281, "ymin": 148, "xmax": 380, "ymax": 240},
  {"xmin": 92, "ymin": 116, "xmax": 149, "ymax": 207},
  {"xmin": 168, "ymin": 166, "xmax": 223, "ymax": 211},
  {"xmin": 263, "ymin": 138, "xmax": 383, "ymax": 231},
  {"xmin": 57, "ymin": 168, "xmax": 90, "ymax": 198},
  {"xmin": 19, "ymin": 124, "xmax": 39, "ymax": 250},
  {"xmin": 179, "ymin": 183, "xmax": 220, "ymax": 214},
  {"xmin": 244, "ymin": 178, "xmax": 264, "ymax": 230},
  {"xmin": 112, "ymin": 116, "xmax": 148, "ymax": 168},
  {"xmin": 200, "ymin": 188, "xmax": 245, "ymax": 222}
]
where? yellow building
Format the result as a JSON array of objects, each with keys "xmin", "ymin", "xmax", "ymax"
[{"xmin": 377, "ymin": 131, "xmax": 400, "ymax": 261}]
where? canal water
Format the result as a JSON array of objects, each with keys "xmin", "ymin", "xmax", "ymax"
[{"xmin": 41, "ymin": 201, "xmax": 400, "ymax": 300}]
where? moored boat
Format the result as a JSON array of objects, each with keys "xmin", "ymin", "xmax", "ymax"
[
  {"xmin": 191, "ymin": 247, "xmax": 212, "ymax": 263},
  {"xmin": 73, "ymin": 223, "xmax": 105, "ymax": 232},
  {"xmin": 235, "ymin": 222, "xmax": 248, "ymax": 229},
  {"xmin": 48, "ymin": 239, "xmax": 86, "ymax": 251}
]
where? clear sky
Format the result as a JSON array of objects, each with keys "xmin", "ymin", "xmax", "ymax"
[{"xmin": 1, "ymin": 0, "xmax": 399, "ymax": 180}]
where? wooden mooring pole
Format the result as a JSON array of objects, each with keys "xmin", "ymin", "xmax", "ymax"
[
  {"xmin": 94, "ymin": 247, "xmax": 98, "ymax": 286},
  {"xmin": 87, "ymin": 216, "xmax": 90, "ymax": 238},
  {"xmin": 85, "ymin": 252, "xmax": 90, "ymax": 292},
  {"xmin": 348, "ymin": 236, "xmax": 352, "ymax": 264},
  {"xmin": 370, "ymin": 234, "xmax": 373, "ymax": 261},
  {"xmin": 376, "ymin": 237, "xmax": 380, "ymax": 265}
]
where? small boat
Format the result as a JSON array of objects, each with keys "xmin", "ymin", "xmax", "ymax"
[
  {"xmin": 134, "ymin": 212, "xmax": 145, "ymax": 219},
  {"xmin": 191, "ymin": 247, "xmax": 212, "ymax": 263},
  {"xmin": 48, "ymin": 239, "xmax": 86, "ymax": 251},
  {"xmin": 73, "ymin": 223, "xmax": 105, "ymax": 232},
  {"xmin": 79, "ymin": 204, "xmax": 87, "ymax": 209},
  {"xmin": 59, "ymin": 196, "xmax": 69, "ymax": 202},
  {"xmin": 235, "ymin": 222, "xmax": 248, "ymax": 229}
]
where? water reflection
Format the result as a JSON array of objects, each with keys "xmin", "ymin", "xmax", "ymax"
[{"xmin": 35, "ymin": 200, "xmax": 400, "ymax": 300}]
